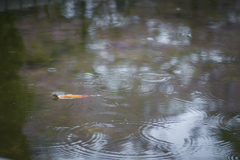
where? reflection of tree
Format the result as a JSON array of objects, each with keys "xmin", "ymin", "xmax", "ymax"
[
  {"xmin": 76, "ymin": 0, "xmax": 104, "ymax": 49},
  {"xmin": 0, "ymin": 11, "xmax": 33, "ymax": 160}
]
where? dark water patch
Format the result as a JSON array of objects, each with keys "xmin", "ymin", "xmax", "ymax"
[
  {"xmin": 24, "ymin": 101, "xmax": 75, "ymax": 127},
  {"xmin": 216, "ymin": 127, "xmax": 240, "ymax": 160},
  {"xmin": 88, "ymin": 111, "xmax": 138, "ymax": 124},
  {"xmin": 225, "ymin": 153, "xmax": 240, "ymax": 160}
]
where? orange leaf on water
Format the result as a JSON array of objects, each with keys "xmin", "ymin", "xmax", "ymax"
[{"xmin": 53, "ymin": 94, "xmax": 89, "ymax": 99}]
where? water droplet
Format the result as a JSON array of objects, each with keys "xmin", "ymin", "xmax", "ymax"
[{"xmin": 48, "ymin": 68, "xmax": 57, "ymax": 72}]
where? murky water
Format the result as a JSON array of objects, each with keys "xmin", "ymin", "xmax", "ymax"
[{"xmin": 1, "ymin": 0, "xmax": 240, "ymax": 159}]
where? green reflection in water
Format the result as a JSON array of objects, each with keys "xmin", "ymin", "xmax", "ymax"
[{"xmin": 0, "ymin": 11, "xmax": 33, "ymax": 160}]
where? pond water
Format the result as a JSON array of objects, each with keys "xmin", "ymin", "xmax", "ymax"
[{"xmin": 1, "ymin": 0, "xmax": 240, "ymax": 159}]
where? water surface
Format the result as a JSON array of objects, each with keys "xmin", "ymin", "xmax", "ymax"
[{"xmin": 1, "ymin": 0, "xmax": 240, "ymax": 159}]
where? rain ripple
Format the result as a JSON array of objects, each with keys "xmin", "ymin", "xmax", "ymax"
[
  {"xmin": 130, "ymin": 72, "xmax": 174, "ymax": 96},
  {"xmin": 225, "ymin": 152, "xmax": 240, "ymax": 160},
  {"xmin": 137, "ymin": 124, "xmax": 197, "ymax": 158},
  {"xmin": 138, "ymin": 72, "xmax": 172, "ymax": 83},
  {"xmin": 29, "ymin": 105, "xmax": 239, "ymax": 159}
]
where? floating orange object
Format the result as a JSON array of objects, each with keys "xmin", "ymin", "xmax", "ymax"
[{"xmin": 53, "ymin": 94, "xmax": 89, "ymax": 99}]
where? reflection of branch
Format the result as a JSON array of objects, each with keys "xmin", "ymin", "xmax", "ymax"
[
  {"xmin": 4, "ymin": 0, "xmax": 8, "ymax": 10},
  {"xmin": 123, "ymin": 0, "xmax": 137, "ymax": 16},
  {"xmin": 83, "ymin": 0, "xmax": 104, "ymax": 28},
  {"xmin": 78, "ymin": 0, "xmax": 104, "ymax": 48}
]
